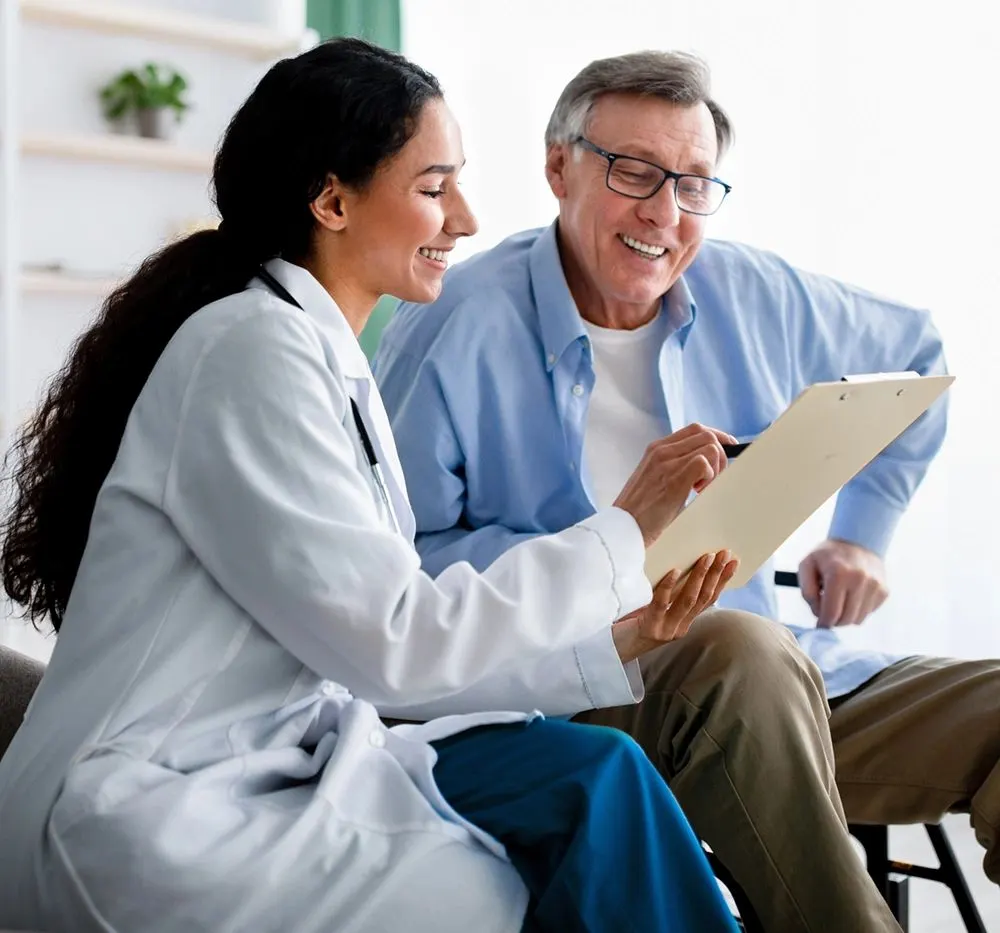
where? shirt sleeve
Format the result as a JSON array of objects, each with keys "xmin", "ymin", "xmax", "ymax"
[
  {"xmin": 779, "ymin": 262, "xmax": 949, "ymax": 556},
  {"xmin": 374, "ymin": 337, "xmax": 539, "ymax": 575},
  {"xmin": 162, "ymin": 310, "xmax": 652, "ymax": 709}
]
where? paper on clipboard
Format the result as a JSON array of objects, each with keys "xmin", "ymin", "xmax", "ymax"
[{"xmin": 644, "ymin": 373, "xmax": 954, "ymax": 589}]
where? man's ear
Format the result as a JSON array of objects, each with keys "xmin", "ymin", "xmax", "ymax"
[
  {"xmin": 545, "ymin": 144, "xmax": 570, "ymax": 200},
  {"xmin": 310, "ymin": 175, "xmax": 350, "ymax": 232}
]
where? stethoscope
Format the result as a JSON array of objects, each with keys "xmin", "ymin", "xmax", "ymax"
[{"xmin": 256, "ymin": 266, "xmax": 399, "ymax": 533}]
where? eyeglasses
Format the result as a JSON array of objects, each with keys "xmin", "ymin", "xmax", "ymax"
[{"xmin": 574, "ymin": 137, "xmax": 732, "ymax": 216}]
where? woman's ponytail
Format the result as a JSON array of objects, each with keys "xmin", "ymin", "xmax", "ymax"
[
  {"xmin": 2, "ymin": 228, "xmax": 267, "ymax": 628},
  {"xmin": 1, "ymin": 36, "xmax": 442, "ymax": 629}
]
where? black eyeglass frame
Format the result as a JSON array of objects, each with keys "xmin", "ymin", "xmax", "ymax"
[{"xmin": 574, "ymin": 136, "xmax": 732, "ymax": 216}]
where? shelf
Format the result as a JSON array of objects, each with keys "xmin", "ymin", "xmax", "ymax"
[
  {"xmin": 20, "ymin": 0, "xmax": 304, "ymax": 60},
  {"xmin": 21, "ymin": 130, "xmax": 213, "ymax": 172},
  {"xmin": 21, "ymin": 270, "xmax": 120, "ymax": 297}
]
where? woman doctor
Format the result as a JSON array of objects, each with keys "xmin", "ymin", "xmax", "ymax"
[{"xmin": 0, "ymin": 39, "xmax": 741, "ymax": 933}]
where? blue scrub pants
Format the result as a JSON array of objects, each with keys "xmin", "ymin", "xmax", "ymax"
[{"xmin": 432, "ymin": 718, "xmax": 739, "ymax": 933}]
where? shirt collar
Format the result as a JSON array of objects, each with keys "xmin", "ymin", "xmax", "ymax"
[
  {"xmin": 254, "ymin": 258, "xmax": 372, "ymax": 382},
  {"xmin": 529, "ymin": 221, "xmax": 698, "ymax": 370},
  {"xmin": 665, "ymin": 273, "xmax": 697, "ymax": 341},
  {"xmin": 529, "ymin": 222, "xmax": 587, "ymax": 372}
]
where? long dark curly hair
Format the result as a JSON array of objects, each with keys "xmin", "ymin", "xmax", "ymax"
[{"xmin": 2, "ymin": 37, "xmax": 442, "ymax": 631}]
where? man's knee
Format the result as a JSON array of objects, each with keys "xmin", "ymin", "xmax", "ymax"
[
  {"xmin": 686, "ymin": 607, "xmax": 797, "ymax": 657},
  {"xmin": 647, "ymin": 608, "xmax": 824, "ymax": 696}
]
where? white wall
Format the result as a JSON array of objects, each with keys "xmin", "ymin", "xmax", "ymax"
[
  {"xmin": 14, "ymin": 19, "xmax": 283, "ymax": 422},
  {"xmin": 403, "ymin": 0, "xmax": 1000, "ymax": 660},
  {"xmin": 2, "ymin": 1, "xmax": 304, "ymax": 659},
  {"xmin": 4, "ymin": 1, "xmax": 999, "ymax": 663}
]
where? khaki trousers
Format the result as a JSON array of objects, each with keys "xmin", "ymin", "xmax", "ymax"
[{"xmin": 576, "ymin": 610, "xmax": 1000, "ymax": 932}]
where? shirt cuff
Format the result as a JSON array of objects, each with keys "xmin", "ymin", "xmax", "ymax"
[
  {"xmin": 829, "ymin": 485, "xmax": 906, "ymax": 558},
  {"xmin": 573, "ymin": 626, "xmax": 645, "ymax": 710},
  {"xmin": 576, "ymin": 507, "xmax": 653, "ymax": 618}
]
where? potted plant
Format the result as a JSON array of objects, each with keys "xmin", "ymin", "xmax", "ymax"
[{"xmin": 99, "ymin": 63, "xmax": 191, "ymax": 140}]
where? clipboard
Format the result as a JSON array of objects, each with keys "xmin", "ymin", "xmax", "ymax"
[{"xmin": 644, "ymin": 372, "xmax": 954, "ymax": 588}]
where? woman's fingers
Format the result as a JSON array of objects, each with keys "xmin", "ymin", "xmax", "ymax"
[
  {"xmin": 710, "ymin": 559, "xmax": 740, "ymax": 604},
  {"xmin": 695, "ymin": 553, "xmax": 736, "ymax": 613},
  {"xmin": 667, "ymin": 553, "xmax": 715, "ymax": 621},
  {"xmin": 683, "ymin": 550, "xmax": 729, "ymax": 616},
  {"xmin": 641, "ymin": 551, "xmax": 740, "ymax": 646},
  {"xmin": 649, "ymin": 569, "xmax": 679, "ymax": 616},
  {"xmin": 686, "ymin": 455, "xmax": 717, "ymax": 493},
  {"xmin": 647, "ymin": 427, "xmax": 728, "ymax": 474},
  {"xmin": 651, "ymin": 554, "xmax": 737, "ymax": 632}
]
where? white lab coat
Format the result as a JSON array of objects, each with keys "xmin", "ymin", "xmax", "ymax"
[{"xmin": 0, "ymin": 259, "xmax": 651, "ymax": 933}]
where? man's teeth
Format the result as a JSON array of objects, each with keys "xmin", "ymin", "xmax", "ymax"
[
  {"xmin": 620, "ymin": 234, "xmax": 667, "ymax": 258},
  {"xmin": 419, "ymin": 247, "xmax": 448, "ymax": 263}
]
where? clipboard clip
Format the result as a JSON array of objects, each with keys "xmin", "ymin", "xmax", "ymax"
[
  {"xmin": 726, "ymin": 373, "xmax": 924, "ymax": 453},
  {"xmin": 840, "ymin": 371, "xmax": 919, "ymax": 383}
]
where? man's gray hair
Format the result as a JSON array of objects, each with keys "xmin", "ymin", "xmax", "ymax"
[{"xmin": 544, "ymin": 50, "xmax": 733, "ymax": 157}]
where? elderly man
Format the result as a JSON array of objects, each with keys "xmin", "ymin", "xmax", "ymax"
[{"xmin": 373, "ymin": 51, "xmax": 1000, "ymax": 932}]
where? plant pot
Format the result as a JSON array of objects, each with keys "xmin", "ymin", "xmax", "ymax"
[
  {"xmin": 105, "ymin": 115, "xmax": 132, "ymax": 136},
  {"xmin": 136, "ymin": 107, "xmax": 175, "ymax": 141}
]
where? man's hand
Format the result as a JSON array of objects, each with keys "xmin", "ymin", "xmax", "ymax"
[
  {"xmin": 798, "ymin": 539, "xmax": 889, "ymax": 628},
  {"xmin": 613, "ymin": 551, "xmax": 739, "ymax": 663}
]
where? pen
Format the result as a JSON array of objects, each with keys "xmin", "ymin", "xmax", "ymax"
[{"xmin": 722, "ymin": 442, "xmax": 750, "ymax": 459}]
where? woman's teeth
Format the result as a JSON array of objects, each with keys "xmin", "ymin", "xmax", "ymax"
[
  {"xmin": 419, "ymin": 248, "xmax": 448, "ymax": 263},
  {"xmin": 620, "ymin": 234, "xmax": 667, "ymax": 258}
]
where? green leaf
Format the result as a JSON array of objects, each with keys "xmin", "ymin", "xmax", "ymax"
[{"xmin": 97, "ymin": 62, "xmax": 191, "ymax": 123}]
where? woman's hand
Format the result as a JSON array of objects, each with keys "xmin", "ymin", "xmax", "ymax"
[
  {"xmin": 613, "ymin": 551, "xmax": 739, "ymax": 663},
  {"xmin": 613, "ymin": 424, "xmax": 737, "ymax": 548}
]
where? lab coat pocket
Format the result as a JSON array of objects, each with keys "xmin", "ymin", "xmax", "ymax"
[{"xmin": 316, "ymin": 700, "xmax": 464, "ymax": 837}]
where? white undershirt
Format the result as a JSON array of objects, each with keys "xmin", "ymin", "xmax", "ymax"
[{"xmin": 582, "ymin": 310, "xmax": 670, "ymax": 509}]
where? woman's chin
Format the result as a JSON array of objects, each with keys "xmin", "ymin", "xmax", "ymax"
[{"xmin": 396, "ymin": 277, "xmax": 443, "ymax": 306}]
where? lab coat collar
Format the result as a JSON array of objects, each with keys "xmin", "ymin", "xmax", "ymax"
[
  {"xmin": 255, "ymin": 258, "xmax": 372, "ymax": 382},
  {"xmin": 250, "ymin": 259, "xmax": 417, "ymax": 543}
]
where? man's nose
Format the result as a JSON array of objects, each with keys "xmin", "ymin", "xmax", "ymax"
[{"xmin": 636, "ymin": 179, "xmax": 681, "ymax": 228}]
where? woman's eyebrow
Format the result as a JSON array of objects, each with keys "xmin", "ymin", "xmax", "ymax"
[{"xmin": 415, "ymin": 158, "xmax": 466, "ymax": 177}]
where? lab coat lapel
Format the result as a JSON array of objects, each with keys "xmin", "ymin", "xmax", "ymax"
[
  {"xmin": 343, "ymin": 375, "xmax": 417, "ymax": 543},
  {"xmin": 254, "ymin": 260, "xmax": 416, "ymax": 542}
]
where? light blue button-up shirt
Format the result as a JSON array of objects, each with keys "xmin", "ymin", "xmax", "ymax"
[{"xmin": 374, "ymin": 223, "xmax": 948, "ymax": 698}]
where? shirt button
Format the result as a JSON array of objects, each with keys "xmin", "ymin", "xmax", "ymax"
[
  {"xmin": 369, "ymin": 730, "xmax": 386, "ymax": 749},
  {"xmin": 572, "ymin": 384, "xmax": 584, "ymax": 397},
  {"xmin": 320, "ymin": 681, "xmax": 340, "ymax": 697},
  {"xmin": 547, "ymin": 352, "xmax": 557, "ymax": 366}
]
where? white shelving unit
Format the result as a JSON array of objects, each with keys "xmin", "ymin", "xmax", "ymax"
[
  {"xmin": 0, "ymin": 1, "xmax": 310, "ymax": 443},
  {"xmin": 21, "ymin": 130, "xmax": 213, "ymax": 172},
  {"xmin": 0, "ymin": 1, "xmax": 16, "ymax": 457},
  {"xmin": 20, "ymin": 0, "xmax": 303, "ymax": 59},
  {"xmin": 20, "ymin": 270, "xmax": 120, "ymax": 296},
  {"xmin": 0, "ymin": 0, "xmax": 310, "ymax": 656}
]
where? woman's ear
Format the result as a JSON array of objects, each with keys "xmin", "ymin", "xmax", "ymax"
[{"xmin": 310, "ymin": 175, "xmax": 350, "ymax": 232}]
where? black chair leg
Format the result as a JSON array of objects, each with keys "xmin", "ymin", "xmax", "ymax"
[
  {"xmin": 773, "ymin": 572, "xmax": 983, "ymax": 931},
  {"xmin": 850, "ymin": 824, "xmax": 910, "ymax": 930},
  {"xmin": 887, "ymin": 876, "xmax": 910, "ymax": 931},
  {"xmin": 925, "ymin": 823, "xmax": 988, "ymax": 933},
  {"xmin": 851, "ymin": 824, "xmax": 891, "ymax": 894}
]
